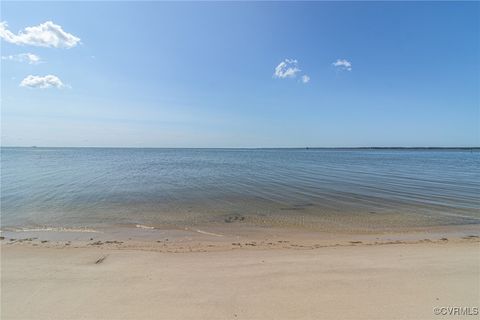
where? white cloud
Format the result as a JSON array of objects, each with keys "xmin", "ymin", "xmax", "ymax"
[
  {"xmin": 274, "ymin": 58, "xmax": 301, "ymax": 79},
  {"xmin": 1, "ymin": 53, "xmax": 41, "ymax": 64},
  {"xmin": 20, "ymin": 75, "xmax": 65, "ymax": 89},
  {"xmin": 301, "ymin": 75, "xmax": 310, "ymax": 83},
  {"xmin": 0, "ymin": 21, "xmax": 80, "ymax": 48},
  {"xmin": 332, "ymin": 59, "xmax": 352, "ymax": 71}
]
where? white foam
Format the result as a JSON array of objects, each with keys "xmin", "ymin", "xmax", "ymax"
[
  {"xmin": 6, "ymin": 227, "xmax": 100, "ymax": 233},
  {"xmin": 135, "ymin": 224, "xmax": 155, "ymax": 230},
  {"xmin": 195, "ymin": 229, "xmax": 223, "ymax": 237}
]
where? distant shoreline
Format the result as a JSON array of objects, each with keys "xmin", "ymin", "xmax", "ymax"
[{"xmin": 2, "ymin": 146, "xmax": 479, "ymax": 150}]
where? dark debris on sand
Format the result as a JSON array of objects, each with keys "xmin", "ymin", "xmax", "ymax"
[
  {"xmin": 224, "ymin": 215, "xmax": 246, "ymax": 223},
  {"xmin": 95, "ymin": 255, "xmax": 108, "ymax": 264}
]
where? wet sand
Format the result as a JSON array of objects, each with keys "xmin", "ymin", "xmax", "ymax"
[{"xmin": 1, "ymin": 225, "xmax": 479, "ymax": 320}]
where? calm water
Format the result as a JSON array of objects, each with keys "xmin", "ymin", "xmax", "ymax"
[{"xmin": 1, "ymin": 148, "xmax": 479, "ymax": 231}]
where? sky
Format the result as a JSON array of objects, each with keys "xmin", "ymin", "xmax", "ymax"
[{"xmin": 1, "ymin": 1, "xmax": 479, "ymax": 148}]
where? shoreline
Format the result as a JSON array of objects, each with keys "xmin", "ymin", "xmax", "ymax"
[{"xmin": 2, "ymin": 223, "xmax": 479, "ymax": 253}]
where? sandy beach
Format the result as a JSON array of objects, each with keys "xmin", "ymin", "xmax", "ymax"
[{"xmin": 1, "ymin": 226, "xmax": 479, "ymax": 320}]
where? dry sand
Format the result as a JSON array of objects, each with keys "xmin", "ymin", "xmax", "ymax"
[{"xmin": 1, "ymin": 233, "xmax": 479, "ymax": 320}]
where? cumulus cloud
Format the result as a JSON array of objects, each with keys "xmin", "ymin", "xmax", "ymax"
[
  {"xmin": 20, "ymin": 75, "xmax": 65, "ymax": 89},
  {"xmin": 274, "ymin": 59, "xmax": 301, "ymax": 79},
  {"xmin": 332, "ymin": 59, "xmax": 352, "ymax": 71},
  {"xmin": 301, "ymin": 75, "xmax": 310, "ymax": 83},
  {"xmin": 0, "ymin": 21, "xmax": 80, "ymax": 48},
  {"xmin": 1, "ymin": 53, "xmax": 41, "ymax": 64}
]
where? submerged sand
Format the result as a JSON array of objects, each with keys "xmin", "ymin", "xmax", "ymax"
[{"xmin": 1, "ymin": 225, "xmax": 479, "ymax": 320}]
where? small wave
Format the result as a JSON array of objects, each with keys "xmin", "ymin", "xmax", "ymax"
[
  {"xmin": 3, "ymin": 227, "xmax": 100, "ymax": 233},
  {"xmin": 136, "ymin": 224, "xmax": 155, "ymax": 230},
  {"xmin": 195, "ymin": 229, "xmax": 223, "ymax": 237}
]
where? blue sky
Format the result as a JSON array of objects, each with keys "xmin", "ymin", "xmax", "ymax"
[{"xmin": 1, "ymin": 1, "xmax": 478, "ymax": 147}]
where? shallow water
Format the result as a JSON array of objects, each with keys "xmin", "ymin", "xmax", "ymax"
[{"xmin": 1, "ymin": 148, "xmax": 479, "ymax": 231}]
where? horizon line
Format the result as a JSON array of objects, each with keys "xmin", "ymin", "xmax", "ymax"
[{"xmin": 2, "ymin": 146, "xmax": 479, "ymax": 150}]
